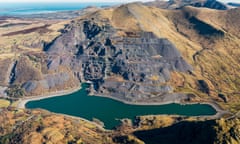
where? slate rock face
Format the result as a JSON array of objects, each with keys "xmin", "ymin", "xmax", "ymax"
[
  {"xmin": 16, "ymin": 17, "xmax": 193, "ymax": 102},
  {"xmin": 47, "ymin": 56, "xmax": 61, "ymax": 71},
  {"xmin": 21, "ymin": 72, "xmax": 70, "ymax": 93},
  {"xmin": 40, "ymin": 19, "xmax": 193, "ymax": 102},
  {"xmin": 40, "ymin": 73, "xmax": 70, "ymax": 89},
  {"xmin": 22, "ymin": 81, "xmax": 37, "ymax": 93},
  {"xmin": 93, "ymin": 32, "xmax": 192, "ymax": 101},
  {"xmin": 83, "ymin": 21, "xmax": 102, "ymax": 40}
]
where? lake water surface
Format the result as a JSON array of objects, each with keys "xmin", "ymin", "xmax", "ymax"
[{"xmin": 26, "ymin": 84, "xmax": 217, "ymax": 129}]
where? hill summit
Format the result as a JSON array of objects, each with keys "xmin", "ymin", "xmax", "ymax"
[{"xmin": 145, "ymin": 0, "xmax": 229, "ymax": 10}]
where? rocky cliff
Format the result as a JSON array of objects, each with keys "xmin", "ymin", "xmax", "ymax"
[{"xmin": 44, "ymin": 16, "xmax": 193, "ymax": 102}]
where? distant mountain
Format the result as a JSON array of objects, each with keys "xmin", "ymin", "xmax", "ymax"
[
  {"xmin": 145, "ymin": 0, "xmax": 229, "ymax": 10},
  {"xmin": 228, "ymin": 2, "xmax": 240, "ymax": 7}
]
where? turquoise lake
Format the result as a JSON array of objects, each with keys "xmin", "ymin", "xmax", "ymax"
[{"xmin": 26, "ymin": 84, "xmax": 217, "ymax": 129}]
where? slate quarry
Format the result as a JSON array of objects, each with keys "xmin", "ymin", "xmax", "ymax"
[{"xmin": 39, "ymin": 18, "xmax": 193, "ymax": 103}]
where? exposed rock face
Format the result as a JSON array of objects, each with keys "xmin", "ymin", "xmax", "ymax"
[
  {"xmin": 40, "ymin": 73, "xmax": 70, "ymax": 89},
  {"xmin": 14, "ymin": 57, "xmax": 43, "ymax": 84},
  {"xmin": 2, "ymin": 3, "xmax": 240, "ymax": 144},
  {"xmin": 43, "ymin": 16, "xmax": 193, "ymax": 102},
  {"xmin": 3, "ymin": 2, "xmax": 240, "ymax": 106},
  {"xmin": 22, "ymin": 81, "xmax": 37, "ymax": 93},
  {"xmin": 0, "ymin": 59, "xmax": 16, "ymax": 86},
  {"xmin": 83, "ymin": 21, "xmax": 102, "ymax": 40}
]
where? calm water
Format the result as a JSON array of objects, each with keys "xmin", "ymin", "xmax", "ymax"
[
  {"xmin": 26, "ymin": 84, "xmax": 216, "ymax": 129},
  {"xmin": 0, "ymin": 2, "xmax": 119, "ymax": 16}
]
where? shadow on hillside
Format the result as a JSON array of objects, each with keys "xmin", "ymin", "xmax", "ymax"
[
  {"xmin": 133, "ymin": 120, "xmax": 216, "ymax": 144},
  {"xmin": 189, "ymin": 17, "xmax": 224, "ymax": 37}
]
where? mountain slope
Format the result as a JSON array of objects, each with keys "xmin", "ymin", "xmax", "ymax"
[
  {"xmin": 1, "ymin": 2, "xmax": 240, "ymax": 144},
  {"xmin": 1, "ymin": 3, "xmax": 240, "ymax": 112},
  {"xmin": 1, "ymin": 108, "xmax": 240, "ymax": 144},
  {"xmin": 145, "ymin": 0, "xmax": 229, "ymax": 10},
  {"xmin": 132, "ymin": 117, "xmax": 240, "ymax": 144}
]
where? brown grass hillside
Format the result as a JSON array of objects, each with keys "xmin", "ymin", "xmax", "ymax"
[
  {"xmin": 1, "ymin": 3, "xmax": 240, "ymax": 112},
  {"xmin": 96, "ymin": 4, "xmax": 240, "ymax": 112},
  {"xmin": 1, "ymin": 3, "xmax": 240, "ymax": 143},
  {"xmin": 1, "ymin": 108, "xmax": 240, "ymax": 144}
]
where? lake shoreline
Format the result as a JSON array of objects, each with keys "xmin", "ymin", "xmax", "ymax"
[
  {"xmin": 90, "ymin": 93, "xmax": 228, "ymax": 119},
  {"xmin": 17, "ymin": 86, "xmax": 82, "ymax": 109},
  {"xmin": 17, "ymin": 85, "xmax": 228, "ymax": 125}
]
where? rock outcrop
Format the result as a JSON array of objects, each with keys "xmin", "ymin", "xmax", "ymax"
[{"xmin": 42, "ymin": 14, "xmax": 193, "ymax": 103}]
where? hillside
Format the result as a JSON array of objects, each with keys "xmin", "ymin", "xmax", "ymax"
[
  {"xmin": 12, "ymin": 3, "xmax": 240, "ymax": 111},
  {"xmin": 0, "ymin": 108, "xmax": 240, "ymax": 144},
  {"xmin": 1, "ymin": 2, "xmax": 240, "ymax": 144},
  {"xmin": 1, "ymin": 2, "xmax": 240, "ymax": 111},
  {"xmin": 145, "ymin": 0, "xmax": 229, "ymax": 10}
]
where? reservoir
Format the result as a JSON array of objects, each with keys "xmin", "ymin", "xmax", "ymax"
[{"xmin": 26, "ymin": 84, "xmax": 217, "ymax": 129}]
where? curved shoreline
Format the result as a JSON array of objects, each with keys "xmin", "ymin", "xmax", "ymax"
[
  {"xmin": 90, "ymin": 93, "xmax": 228, "ymax": 119},
  {"xmin": 17, "ymin": 86, "xmax": 82, "ymax": 109},
  {"xmin": 17, "ymin": 85, "xmax": 228, "ymax": 123}
]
